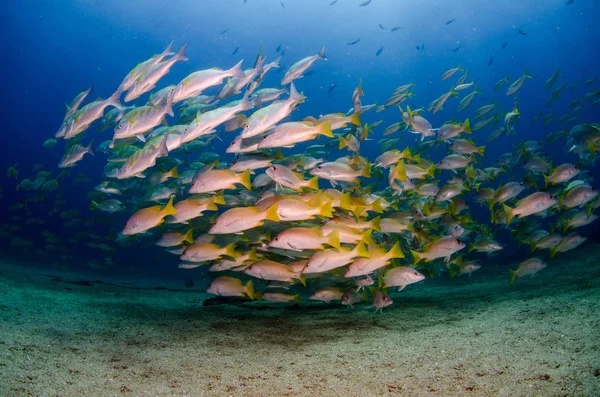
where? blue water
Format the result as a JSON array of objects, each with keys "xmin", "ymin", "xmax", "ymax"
[{"xmin": 2, "ymin": 0, "xmax": 599, "ymax": 278}]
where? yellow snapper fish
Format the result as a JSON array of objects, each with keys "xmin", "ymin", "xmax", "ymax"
[{"xmin": 121, "ymin": 196, "xmax": 177, "ymax": 236}]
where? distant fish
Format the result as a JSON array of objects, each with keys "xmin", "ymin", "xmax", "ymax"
[
  {"xmin": 416, "ymin": 43, "xmax": 425, "ymax": 51},
  {"xmin": 518, "ymin": 29, "xmax": 527, "ymax": 35},
  {"xmin": 390, "ymin": 26, "xmax": 401, "ymax": 31},
  {"xmin": 452, "ymin": 45, "xmax": 461, "ymax": 52},
  {"xmin": 488, "ymin": 56, "xmax": 494, "ymax": 66},
  {"xmin": 276, "ymin": 44, "xmax": 281, "ymax": 52},
  {"xmin": 232, "ymin": 46, "xmax": 239, "ymax": 55},
  {"xmin": 221, "ymin": 29, "xmax": 229, "ymax": 35},
  {"xmin": 359, "ymin": 0, "xmax": 373, "ymax": 6},
  {"xmin": 446, "ymin": 18, "xmax": 456, "ymax": 25},
  {"xmin": 376, "ymin": 46, "xmax": 384, "ymax": 56},
  {"xmin": 502, "ymin": 41, "xmax": 508, "ymax": 49},
  {"xmin": 347, "ymin": 38, "xmax": 361, "ymax": 46},
  {"xmin": 328, "ymin": 83, "xmax": 336, "ymax": 96},
  {"xmin": 280, "ymin": 1, "xmax": 286, "ymax": 9},
  {"xmin": 379, "ymin": 24, "xmax": 387, "ymax": 31},
  {"xmin": 329, "ymin": 0, "xmax": 338, "ymax": 5},
  {"xmin": 565, "ymin": 0, "xmax": 574, "ymax": 4}
]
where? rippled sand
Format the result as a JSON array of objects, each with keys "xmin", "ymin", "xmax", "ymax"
[{"xmin": 1, "ymin": 245, "xmax": 599, "ymax": 396}]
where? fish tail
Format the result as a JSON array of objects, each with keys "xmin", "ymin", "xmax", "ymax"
[
  {"xmin": 245, "ymin": 280, "xmax": 255, "ymax": 300},
  {"xmin": 240, "ymin": 90, "xmax": 253, "ymax": 112},
  {"xmin": 239, "ymin": 169, "xmax": 252, "ymax": 190},
  {"xmin": 503, "ymin": 203, "xmax": 514, "ymax": 224},
  {"xmin": 463, "ymin": 118, "xmax": 472, "ymax": 133},
  {"xmin": 175, "ymin": 42, "xmax": 189, "ymax": 62},
  {"xmin": 530, "ymin": 242, "xmax": 537, "ymax": 254},
  {"xmin": 305, "ymin": 176, "xmax": 319, "ymax": 191},
  {"xmin": 106, "ymin": 88, "xmax": 123, "ymax": 110},
  {"xmin": 394, "ymin": 159, "xmax": 407, "ymax": 182},
  {"xmin": 478, "ymin": 146, "xmax": 485, "ymax": 157},
  {"xmin": 349, "ymin": 112, "xmax": 362, "ymax": 126},
  {"xmin": 389, "ymin": 241, "xmax": 404, "ymax": 259},
  {"xmin": 169, "ymin": 166, "xmax": 179, "ymax": 179},
  {"xmin": 508, "ymin": 269, "xmax": 517, "ymax": 285},
  {"xmin": 370, "ymin": 198, "xmax": 384, "ymax": 213},
  {"xmin": 327, "ymin": 230, "xmax": 341, "ymax": 249},
  {"xmin": 370, "ymin": 216, "xmax": 382, "ymax": 232},
  {"xmin": 549, "ymin": 247, "xmax": 557, "ymax": 258},
  {"xmin": 212, "ymin": 191, "xmax": 226, "ymax": 205},
  {"xmin": 183, "ymin": 229, "xmax": 194, "ymax": 244},
  {"xmin": 86, "ymin": 139, "xmax": 95, "ymax": 156},
  {"xmin": 164, "ymin": 88, "xmax": 175, "ymax": 117},
  {"xmin": 229, "ymin": 59, "xmax": 245, "ymax": 78},
  {"xmin": 319, "ymin": 201, "xmax": 334, "ymax": 218},
  {"xmin": 468, "ymin": 242, "xmax": 474, "ymax": 253},
  {"xmin": 297, "ymin": 275, "xmax": 307, "ymax": 287},
  {"xmin": 427, "ymin": 164, "xmax": 436, "ymax": 178},
  {"xmin": 318, "ymin": 46, "xmax": 327, "ymax": 60},
  {"xmin": 542, "ymin": 174, "xmax": 550, "ymax": 187},
  {"xmin": 410, "ymin": 250, "xmax": 422, "ymax": 266},
  {"xmin": 293, "ymin": 294, "xmax": 301, "ymax": 304},
  {"xmin": 361, "ymin": 162, "xmax": 372, "ymax": 178},
  {"xmin": 354, "ymin": 242, "xmax": 370, "ymax": 258},
  {"xmin": 524, "ymin": 69, "xmax": 532, "ymax": 79},
  {"xmin": 264, "ymin": 203, "xmax": 280, "ymax": 222},
  {"xmin": 338, "ymin": 135, "xmax": 349, "ymax": 150},
  {"xmin": 289, "ymin": 82, "xmax": 306, "ymax": 103},
  {"xmin": 163, "ymin": 196, "xmax": 177, "ymax": 216},
  {"xmin": 90, "ymin": 200, "xmax": 99, "ymax": 210},
  {"xmin": 317, "ymin": 120, "xmax": 334, "ymax": 138}
]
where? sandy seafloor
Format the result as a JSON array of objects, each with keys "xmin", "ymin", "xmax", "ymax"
[{"xmin": 1, "ymin": 244, "xmax": 599, "ymax": 397}]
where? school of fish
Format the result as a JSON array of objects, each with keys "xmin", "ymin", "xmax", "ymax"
[{"xmin": 5, "ymin": 41, "xmax": 600, "ymax": 312}]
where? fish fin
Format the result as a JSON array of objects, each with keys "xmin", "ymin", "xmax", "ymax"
[
  {"xmin": 297, "ymin": 275, "xmax": 306, "ymax": 287},
  {"xmin": 360, "ymin": 229, "xmax": 376, "ymax": 247},
  {"xmin": 169, "ymin": 166, "xmax": 179, "ymax": 179},
  {"xmin": 212, "ymin": 191, "xmax": 226, "ymax": 205},
  {"xmin": 163, "ymin": 196, "xmax": 177, "ymax": 216},
  {"xmin": 318, "ymin": 120, "xmax": 334, "ymax": 138},
  {"xmin": 410, "ymin": 250, "xmax": 422, "ymax": 266},
  {"xmin": 265, "ymin": 203, "xmax": 280, "ymax": 222},
  {"xmin": 318, "ymin": 46, "xmax": 327, "ymax": 60},
  {"xmin": 389, "ymin": 241, "xmax": 404, "ymax": 259},
  {"xmin": 354, "ymin": 242, "xmax": 370, "ymax": 258},
  {"xmin": 239, "ymin": 170, "xmax": 252, "ymax": 190},
  {"xmin": 90, "ymin": 201, "xmax": 99, "ymax": 210},
  {"xmin": 371, "ymin": 216, "xmax": 382, "ymax": 232},
  {"xmin": 175, "ymin": 42, "xmax": 189, "ymax": 62},
  {"xmin": 327, "ymin": 230, "xmax": 341, "ymax": 249},
  {"xmin": 502, "ymin": 203, "xmax": 514, "ymax": 224},
  {"xmin": 369, "ymin": 198, "xmax": 384, "ymax": 214},
  {"xmin": 508, "ymin": 269, "xmax": 517, "ymax": 285},
  {"xmin": 349, "ymin": 112, "xmax": 362, "ymax": 126},
  {"xmin": 394, "ymin": 160, "xmax": 407, "ymax": 182},
  {"xmin": 319, "ymin": 200, "xmax": 333, "ymax": 218},
  {"xmin": 245, "ymin": 279, "xmax": 255, "ymax": 300},
  {"xmin": 306, "ymin": 176, "xmax": 319, "ymax": 190},
  {"xmin": 183, "ymin": 229, "xmax": 194, "ymax": 244}
]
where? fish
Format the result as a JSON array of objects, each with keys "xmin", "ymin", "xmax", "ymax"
[
  {"xmin": 281, "ymin": 47, "xmax": 326, "ymax": 85},
  {"xmin": 502, "ymin": 192, "xmax": 558, "ymax": 224},
  {"xmin": 509, "ymin": 258, "xmax": 547, "ymax": 284},
  {"xmin": 172, "ymin": 59, "xmax": 244, "ymax": 104},
  {"xmin": 488, "ymin": 56, "xmax": 494, "ymax": 66},
  {"xmin": 544, "ymin": 68, "xmax": 562, "ymax": 91},
  {"xmin": 359, "ymin": 0, "xmax": 373, "ymax": 6},
  {"xmin": 376, "ymin": 46, "xmax": 384, "ymax": 56},
  {"xmin": 347, "ymin": 38, "xmax": 361, "ymax": 46},
  {"xmin": 506, "ymin": 70, "xmax": 532, "ymax": 96},
  {"xmin": 58, "ymin": 141, "xmax": 94, "ymax": 168},
  {"xmin": 410, "ymin": 236, "xmax": 465, "ymax": 264},
  {"xmin": 383, "ymin": 267, "xmax": 425, "ymax": 291},
  {"xmin": 232, "ymin": 46, "xmax": 239, "ymax": 55},
  {"xmin": 371, "ymin": 290, "xmax": 393, "ymax": 313},
  {"xmin": 441, "ymin": 65, "xmax": 463, "ymax": 80},
  {"xmin": 446, "ymin": 18, "xmax": 456, "ymax": 25},
  {"xmin": 207, "ymin": 276, "xmax": 254, "ymax": 299},
  {"xmin": 121, "ymin": 196, "xmax": 177, "ymax": 236},
  {"xmin": 518, "ymin": 29, "xmax": 527, "ymax": 35}
]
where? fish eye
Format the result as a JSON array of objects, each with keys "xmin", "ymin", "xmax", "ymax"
[{"xmin": 274, "ymin": 237, "xmax": 279, "ymax": 241}]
